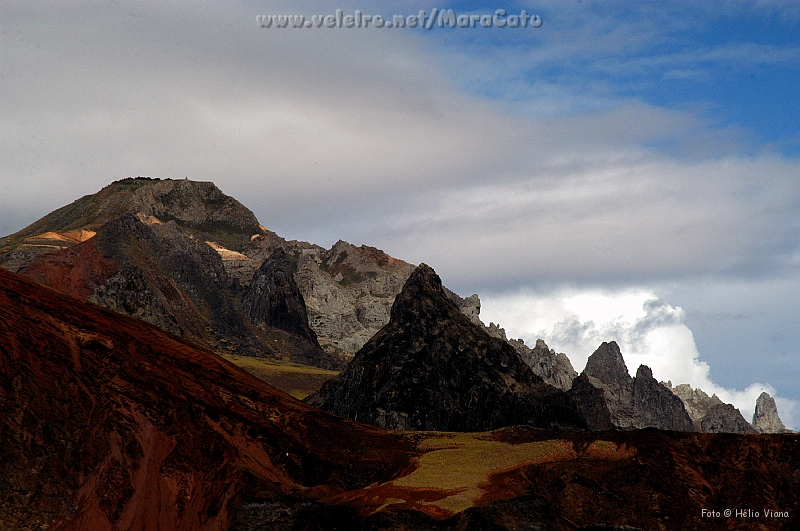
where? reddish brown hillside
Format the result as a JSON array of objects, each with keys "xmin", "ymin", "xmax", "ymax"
[
  {"xmin": 3, "ymin": 268, "xmax": 800, "ymax": 531},
  {"xmin": 0, "ymin": 268, "xmax": 414, "ymax": 531}
]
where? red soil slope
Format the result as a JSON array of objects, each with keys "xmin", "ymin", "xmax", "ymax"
[
  {"xmin": 3, "ymin": 268, "xmax": 800, "ymax": 531},
  {"xmin": 0, "ymin": 268, "xmax": 414, "ymax": 531}
]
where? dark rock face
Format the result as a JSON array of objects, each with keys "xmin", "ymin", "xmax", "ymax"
[
  {"xmin": 306, "ymin": 264, "xmax": 587, "ymax": 432},
  {"xmin": 584, "ymin": 342, "xmax": 692, "ymax": 431},
  {"xmin": 243, "ymin": 248, "xmax": 319, "ymax": 345},
  {"xmin": 632, "ymin": 366, "xmax": 694, "ymax": 432},
  {"xmin": 701, "ymin": 403, "xmax": 757, "ymax": 434},
  {"xmin": 567, "ymin": 374, "xmax": 615, "ymax": 431},
  {"xmin": 584, "ymin": 341, "xmax": 632, "ymax": 391}
]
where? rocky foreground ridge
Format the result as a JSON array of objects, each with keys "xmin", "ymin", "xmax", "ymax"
[
  {"xmin": 306, "ymin": 264, "xmax": 588, "ymax": 432},
  {"xmin": 4, "ymin": 266, "xmax": 800, "ymax": 531},
  {"xmin": 0, "ymin": 267, "xmax": 414, "ymax": 531}
]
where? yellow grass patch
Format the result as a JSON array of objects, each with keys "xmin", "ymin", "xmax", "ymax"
[
  {"xmin": 391, "ymin": 433, "xmax": 575, "ymax": 514},
  {"xmin": 219, "ymin": 354, "xmax": 339, "ymax": 399}
]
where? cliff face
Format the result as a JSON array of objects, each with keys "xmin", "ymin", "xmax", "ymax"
[
  {"xmin": 306, "ymin": 264, "xmax": 587, "ymax": 432},
  {"xmin": 566, "ymin": 373, "xmax": 615, "ymax": 431},
  {"xmin": 753, "ymin": 391, "xmax": 792, "ymax": 433},
  {"xmin": 242, "ymin": 248, "xmax": 320, "ymax": 345},
  {"xmin": 583, "ymin": 342, "xmax": 693, "ymax": 431},
  {"xmin": 290, "ymin": 239, "xmax": 417, "ymax": 358}
]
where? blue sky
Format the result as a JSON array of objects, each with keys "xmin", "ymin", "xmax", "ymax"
[
  {"xmin": 2, "ymin": 0, "xmax": 799, "ymax": 426},
  {"xmin": 425, "ymin": 1, "xmax": 800, "ymax": 154}
]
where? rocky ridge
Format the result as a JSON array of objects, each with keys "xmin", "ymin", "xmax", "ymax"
[
  {"xmin": 0, "ymin": 177, "xmax": 584, "ymax": 379},
  {"xmin": 701, "ymin": 403, "xmax": 757, "ymax": 434},
  {"xmin": 306, "ymin": 264, "xmax": 588, "ymax": 432},
  {"xmin": 583, "ymin": 342, "xmax": 693, "ymax": 431},
  {"xmin": 664, "ymin": 382, "xmax": 753, "ymax": 434},
  {"xmin": 469, "ymin": 316, "xmax": 579, "ymax": 392},
  {"xmin": 3, "ymin": 177, "xmax": 795, "ymax": 434},
  {"xmin": 664, "ymin": 383, "xmax": 792, "ymax": 434}
]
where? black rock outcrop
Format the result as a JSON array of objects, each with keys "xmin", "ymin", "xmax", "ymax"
[
  {"xmin": 567, "ymin": 373, "xmax": 615, "ymax": 431},
  {"xmin": 306, "ymin": 264, "xmax": 588, "ymax": 432},
  {"xmin": 584, "ymin": 342, "xmax": 692, "ymax": 431},
  {"xmin": 243, "ymin": 248, "xmax": 319, "ymax": 344}
]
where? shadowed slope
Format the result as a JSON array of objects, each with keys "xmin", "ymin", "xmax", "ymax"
[{"xmin": 0, "ymin": 268, "xmax": 413, "ymax": 531}]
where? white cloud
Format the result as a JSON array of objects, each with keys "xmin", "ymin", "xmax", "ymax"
[{"xmin": 481, "ymin": 288, "xmax": 798, "ymax": 430}]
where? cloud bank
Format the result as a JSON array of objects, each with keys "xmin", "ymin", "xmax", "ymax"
[{"xmin": 481, "ymin": 289, "xmax": 798, "ymax": 430}]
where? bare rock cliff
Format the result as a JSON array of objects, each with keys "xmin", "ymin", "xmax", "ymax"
[
  {"xmin": 753, "ymin": 391, "xmax": 792, "ymax": 433},
  {"xmin": 306, "ymin": 264, "xmax": 588, "ymax": 432},
  {"xmin": 665, "ymin": 382, "xmax": 752, "ymax": 433},
  {"xmin": 583, "ymin": 342, "xmax": 692, "ymax": 431}
]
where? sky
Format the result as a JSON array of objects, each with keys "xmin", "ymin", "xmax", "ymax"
[{"xmin": 2, "ymin": 1, "xmax": 799, "ymax": 427}]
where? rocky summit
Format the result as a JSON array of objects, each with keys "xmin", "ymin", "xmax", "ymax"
[
  {"xmin": 584, "ymin": 342, "xmax": 693, "ymax": 431},
  {"xmin": 307, "ymin": 264, "xmax": 588, "ymax": 432},
  {"xmin": 0, "ymin": 178, "xmax": 341, "ymax": 369},
  {"xmin": 753, "ymin": 391, "xmax": 793, "ymax": 433}
]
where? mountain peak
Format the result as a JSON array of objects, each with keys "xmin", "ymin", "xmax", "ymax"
[
  {"xmin": 584, "ymin": 341, "xmax": 631, "ymax": 390},
  {"xmin": 307, "ymin": 264, "xmax": 587, "ymax": 431},
  {"xmin": 1, "ymin": 178, "xmax": 264, "ymax": 264},
  {"xmin": 753, "ymin": 391, "xmax": 791, "ymax": 433}
]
